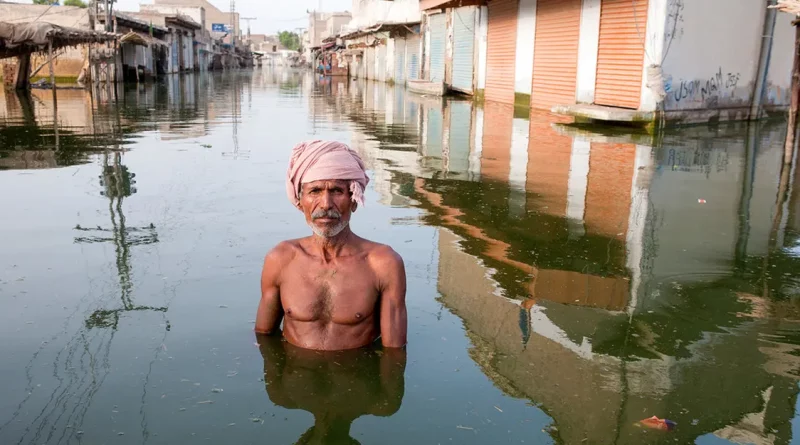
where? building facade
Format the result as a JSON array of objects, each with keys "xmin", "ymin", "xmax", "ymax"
[{"xmin": 417, "ymin": 0, "xmax": 794, "ymax": 125}]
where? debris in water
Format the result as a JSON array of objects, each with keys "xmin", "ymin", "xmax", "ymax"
[
  {"xmin": 227, "ymin": 371, "xmax": 238, "ymax": 377},
  {"xmin": 211, "ymin": 388, "xmax": 223, "ymax": 393},
  {"xmin": 219, "ymin": 305, "xmax": 229, "ymax": 309},
  {"xmin": 227, "ymin": 423, "xmax": 236, "ymax": 427},
  {"xmin": 456, "ymin": 426, "xmax": 474, "ymax": 431},
  {"xmin": 494, "ymin": 406, "xmax": 503, "ymax": 413},
  {"xmin": 200, "ymin": 144, "xmax": 212, "ymax": 148},
  {"xmin": 196, "ymin": 400, "xmax": 213, "ymax": 405},
  {"xmin": 179, "ymin": 408, "xmax": 187, "ymax": 412},
  {"xmin": 250, "ymin": 417, "xmax": 264, "ymax": 424},
  {"xmin": 636, "ymin": 416, "xmax": 676, "ymax": 431},
  {"xmin": 691, "ymin": 419, "xmax": 699, "ymax": 426},
  {"xmin": 698, "ymin": 199, "xmax": 707, "ymax": 204},
  {"xmin": 117, "ymin": 432, "xmax": 125, "ymax": 436}
]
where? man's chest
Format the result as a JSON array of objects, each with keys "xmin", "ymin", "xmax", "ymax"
[{"xmin": 279, "ymin": 260, "xmax": 379, "ymax": 323}]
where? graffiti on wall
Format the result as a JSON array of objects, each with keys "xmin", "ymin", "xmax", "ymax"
[
  {"xmin": 664, "ymin": 67, "xmax": 742, "ymax": 106},
  {"xmin": 664, "ymin": 0, "xmax": 685, "ymax": 44}
]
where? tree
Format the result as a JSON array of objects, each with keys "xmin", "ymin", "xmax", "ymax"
[
  {"xmin": 32, "ymin": 0, "xmax": 59, "ymax": 4},
  {"xmin": 278, "ymin": 31, "xmax": 301, "ymax": 51},
  {"xmin": 63, "ymin": 0, "xmax": 88, "ymax": 7}
]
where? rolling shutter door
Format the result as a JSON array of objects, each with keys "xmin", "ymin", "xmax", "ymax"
[
  {"xmin": 395, "ymin": 38, "xmax": 406, "ymax": 85},
  {"xmin": 429, "ymin": 13, "xmax": 447, "ymax": 83},
  {"xmin": 376, "ymin": 44, "xmax": 387, "ymax": 82},
  {"xmin": 407, "ymin": 35, "xmax": 421, "ymax": 80},
  {"xmin": 485, "ymin": 0, "xmax": 518, "ymax": 105},
  {"xmin": 452, "ymin": 6, "xmax": 477, "ymax": 93},
  {"xmin": 530, "ymin": 0, "xmax": 581, "ymax": 109},
  {"xmin": 366, "ymin": 46, "xmax": 374, "ymax": 80},
  {"xmin": 594, "ymin": 0, "xmax": 648, "ymax": 109}
]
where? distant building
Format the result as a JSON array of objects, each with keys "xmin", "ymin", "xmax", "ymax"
[
  {"xmin": 152, "ymin": 0, "xmax": 240, "ymax": 45},
  {"xmin": 308, "ymin": 11, "xmax": 351, "ymax": 48}
]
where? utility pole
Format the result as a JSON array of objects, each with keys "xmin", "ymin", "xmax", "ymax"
[
  {"xmin": 229, "ymin": 0, "xmax": 236, "ymax": 45},
  {"xmin": 241, "ymin": 17, "xmax": 256, "ymax": 41}
]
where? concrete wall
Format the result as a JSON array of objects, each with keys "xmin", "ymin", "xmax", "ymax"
[
  {"xmin": 348, "ymin": 0, "xmax": 421, "ymax": 31},
  {"xmin": 514, "ymin": 0, "xmax": 536, "ymax": 95},
  {"xmin": 140, "ymin": 4, "xmax": 205, "ymax": 29},
  {"xmin": 477, "ymin": 6, "xmax": 488, "ymax": 91},
  {"xmin": 660, "ymin": 0, "xmax": 766, "ymax": 114},
  {"xmin": 575, "ymin": 0, "xmax": 600, "ymax": 103}
]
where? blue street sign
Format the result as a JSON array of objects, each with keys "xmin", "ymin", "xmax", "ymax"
[{"xmin": 211, "ymin": 23, "xmax": 228, "ymax": 32}]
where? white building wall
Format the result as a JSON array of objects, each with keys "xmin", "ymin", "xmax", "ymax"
[
  {"xmin": 387, "ymin": 38, "xmax": 396, "ymax": 82},
  {"xmin": 514, "ymin": 0, "xmax": 536, "ymax": 95},
  {"xmin": 575, "ymin": 0, "xmax": 601, "ymax": 104},
  {"xmin": 140, "ymin": 5, "xmax": 205, "ymax": 28},
  {"xmin": 660, "ymin": 0, "xmax": 765, "ymax": 112},
  {"xmin": 347, "ymin": 0, "xmax": 422, "ymax": 31},
  {"xmin": 477, "ymin": 6, "xmax": 488, "ymax": 91}
]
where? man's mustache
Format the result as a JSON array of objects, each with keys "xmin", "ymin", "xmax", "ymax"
[{"xmin": 311, "ymin": 209, "xmax": 342, "ymax": 220}]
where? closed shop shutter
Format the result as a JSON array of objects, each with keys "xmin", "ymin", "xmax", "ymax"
[
  {"xmin": 376, "ymin": 44, "xmax": 387, "ymax": 82},
  {"xmin": 452, "ymin": 6, "xmax": 477, "ymax": 93},
  {"xmin": 485, "ymin": 0, "xmax": 518, "ymax": 105},
  {"xmin": 530, "ymin": 0, "xmax": 581, "ymax": 109},
  {"xmin": 429, "ymin": 13, "xmax": 446, "ymax": 83},
  {"xmin": 395, "ymin": 38, "xmax": 406, "ymax": 85},
  {"xmin": 407, "ymin": 35, "xmax": 421, "ymax": 80},
  {"xmin": 366, "ymin": 46, "xmax": 374, "ymax": 80},
  {"xmin": 594, "ymin": 0, "xmax": 648, "ymax": 109}
]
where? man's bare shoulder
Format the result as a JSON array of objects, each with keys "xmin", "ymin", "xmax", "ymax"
[
  {"xmin": 264, "ymin": 239, "xmax": 304, "ymax": 264},
  {"xmin": 362, "ymin": 240, "xmax": 404, "ymax": 270}
]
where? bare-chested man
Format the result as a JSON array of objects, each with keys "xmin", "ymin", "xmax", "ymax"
[{"xmin": 255, "ymin": 140, "xmax": 407, "ymax": 351}]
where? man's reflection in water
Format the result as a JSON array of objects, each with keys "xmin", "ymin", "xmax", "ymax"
[{"xmin": 257, "ymin": 334, "xmax": 406, "ymax": 445}]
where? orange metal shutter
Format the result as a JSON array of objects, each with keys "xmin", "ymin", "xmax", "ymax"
[
  {"xmin": 530, "ymin": 0, "xmax": 581, "ymax": 110},
  {"xmin": 594, "ymin": 0, "xmax": 648, "ymax": 109},
  {"xmin": 485, "ymin": 0, "xmax": 518, "ymax": 105}
]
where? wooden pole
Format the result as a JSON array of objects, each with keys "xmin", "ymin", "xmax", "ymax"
[
  {"xmin": 49, "ymin": 39, "xmax": 59, "ymax": 150},
  {"xmin": 785, "ymin": 21, "xmax": 800, "ymax": 165}
]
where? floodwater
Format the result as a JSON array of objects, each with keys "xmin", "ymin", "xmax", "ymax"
[{"xmin": 1, "ymin": 70, "xmax": 800, "ymax": 445}]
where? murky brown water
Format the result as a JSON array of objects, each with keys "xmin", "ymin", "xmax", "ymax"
[{"xmin": 1, "ymin": 69, "xmax": 800, "ymax": 445}]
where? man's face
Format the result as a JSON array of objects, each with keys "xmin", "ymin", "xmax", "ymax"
[{"xmin": 299, "ymin": 179, "xmax": 356, "ymax": 238}]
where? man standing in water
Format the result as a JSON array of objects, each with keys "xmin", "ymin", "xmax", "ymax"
[{"xmin": 255, "ymin": 140, "xmax": 407, "ymax": 350}]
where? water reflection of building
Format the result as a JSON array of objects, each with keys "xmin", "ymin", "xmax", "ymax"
[{"xmin": 309, "ymin": 76, "xmax": 800, "ymax": 445}]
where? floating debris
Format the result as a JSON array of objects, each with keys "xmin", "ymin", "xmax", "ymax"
[
  {"xmin": 456, "ymin": 425, "xmax": 474, "ymax": 431},
  {"xmin": 494, "ymin": 406, "xmax": 503, "ymax": 413},
  {"xmin": 211, "ymin": 388, "xmax": 223, "ymax": 393},
  {"xmin": 196, "ymin": 400, "xmax": 213, "ymax": 405},
  {"xmin": 636, "ymin": 416, "xmax": 676, "ymax": 431}
]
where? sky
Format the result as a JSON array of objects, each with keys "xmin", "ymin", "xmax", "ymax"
[{"xmin": 12, "ymin": 0, "xmax": 353, "ymax": 35}]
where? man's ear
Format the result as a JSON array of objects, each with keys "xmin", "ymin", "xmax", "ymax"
[{"xmin": 351, "ymin": 202, "xmax": 358, "ymax": 213}]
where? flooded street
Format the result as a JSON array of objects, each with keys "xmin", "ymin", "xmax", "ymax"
[{"xmin": 2, "ymin": 69, "xmax": 800, "ymax": 445}]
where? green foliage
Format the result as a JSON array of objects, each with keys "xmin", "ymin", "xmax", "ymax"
[
  {"xmin": 32, "ymin": 0, "xmax": 58, "ymax": 4},
  {"xmin": 63, "ymin": 0, "xmax": 88, "ymax": 7},
  {"xmin": 277, "ymin": 31, "xmax": 301, "ymax": 51}
]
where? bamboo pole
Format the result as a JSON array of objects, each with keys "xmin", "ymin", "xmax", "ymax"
[{"xmin": 786, "ymin": 22, "xmax": 800, "ymax": 165}]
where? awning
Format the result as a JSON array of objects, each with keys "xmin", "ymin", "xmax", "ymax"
[
  {"xmin": 119, "ymin": 31, "xmax": 168, "ymax": 48},
  {"xmin": 339, "ymin": 20, "xmax": 422, "ymax": 40}
]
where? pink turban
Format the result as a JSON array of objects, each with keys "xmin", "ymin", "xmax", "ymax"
[{"xmin": 286, "ymin": 140, "xmax": 369, "ymax": 208}]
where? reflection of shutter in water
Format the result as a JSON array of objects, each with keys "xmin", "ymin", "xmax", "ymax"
[
  {"xmin": 452, "ymin": 7, "xmax": 476, "ymax": 93},
  {"xmin": 429, "ymin": 13, "xmax": 446, "ymax": 83},
  {"xmin": 447, "ymin": 101, "xmax": 472, "ymax": 177},
  {"xmin": 424, "ymin": 107, "xmax": 444, "ymax": 171}
]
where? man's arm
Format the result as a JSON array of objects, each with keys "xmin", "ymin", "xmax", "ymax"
[
  {"xmin": 255, "ymin": 244, "xmax": 288, "ymax": 335},
  {"xmin": 377, "ymin": 247, "xmax": 407, "ymax": 348}
]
